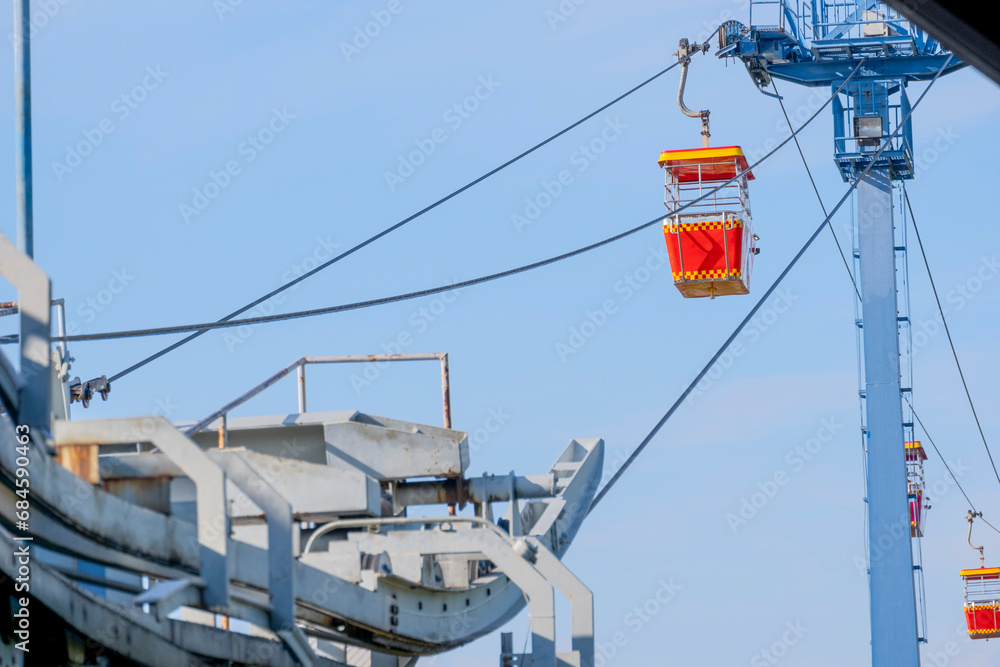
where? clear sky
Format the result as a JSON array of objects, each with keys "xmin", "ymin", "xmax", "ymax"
[{"xmin": 2, "ymin": 1, "xmax": 999, "ymax": 665}]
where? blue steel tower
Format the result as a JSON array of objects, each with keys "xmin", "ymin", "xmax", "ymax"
[{"xmin": 718, "ymin": 2, "xmax": 962, "ymax": 665}]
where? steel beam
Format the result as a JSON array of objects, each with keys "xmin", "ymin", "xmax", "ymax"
[
  {"xmin": 54, "ymin": 417, "xmax": 231, "ymax": 611},
  {"xmin": 379, "ymin": 527, "xmax": 557, "ymax": 665},
  {"xmin": 763, "ymin": 54, "xmax": 962, "ymax": 86},
  {"xmin": 97, "ymin": 448, "xmax": 381, "ymax": 520},
  {"xmin": 528, "ymin": 536, "xmax": 595, "ymax": 667},
  {"xmin": 210, "ymin": 452, "xmax": 319, "ymax": 664},
  {"xmin": 212, "ymin": 453, "xmax": 297, "ymax": 632},
  {"xmin": 857, "ymin": 169, "xmax": 919, "ymax": 666},
  {"xmin": 0, "ymin": 525, "xmax": 342, "ymax": 666},
  {"xmin": 299, "ymin": 515, "xmax": 595, "ymax": 664},
  {"xmin": 393, "ymin": 474, "xmax": 556, "ymax": 507}
]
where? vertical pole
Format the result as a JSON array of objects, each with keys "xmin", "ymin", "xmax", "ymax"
[
  {"xmin": 296, "ymin": 362, "xmax": 307, "ymax": 413},
  {"xmin": 14, "ymin": 0, "xmax": 34, "ymax": 258},
  {"xmin": 440, "ymin": 353, "xmax": 451, "ymax": 429},
  {"xmin": 54, "ymin": 299, "xmax": 70, "ymax": 420},
  {"xmin": 501, "ymin": 632, "xmax": 514, "ymax": 667},
  {"xmin": 54, "ymin": 300, "xmax": 66, "ymax": 358},
  {"xmin": 858, "ymin": 169, "xmax": 920, "ymax": 667}
]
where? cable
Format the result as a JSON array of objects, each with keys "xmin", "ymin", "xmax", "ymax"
[
  {"xmin": 12, "ymin": 57, "xmax": 864, "ymax": 348},
  {"xmin": 909, "ymin": 399, "xmax": 977, "ymax": 511},
  {"xmin": 103, "ymin": 50, "xmax": 718, "ymax": 384},
  {"xmin": 588, "ymin": 55, "xmax": 951, "ymax": 514},
  {"xmin": 7, "ymin": 217, "xmax": 658, "ymax": 343},
  {"xmin": 903, "ymin": 185, "xmax": 1000, "ymax": 489},
  {"xmin": 908, "ymin": 398, "xmax": 1000, "ymax": 537},
  {"xmin": 771, "ymin": 78, "xmax": 861, "ymax": 300},
  {"xmin": 589, "ymin": 178, "xmax": 855, "ymax": 512}
]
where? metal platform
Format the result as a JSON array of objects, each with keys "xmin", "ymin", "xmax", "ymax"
[{"xmin": 0, "ymin": 233, "xmax": 600, "ymax": 667}]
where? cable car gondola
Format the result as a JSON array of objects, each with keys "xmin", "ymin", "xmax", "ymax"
[
  {"xmin": 660, "ymin": 39, "xmax": 758, "ymax": 299},
  {"xmin": 905, "ymin": 441, "xmax": 929, "ymax": 537},
  {"xmin": 961, "ymin": 511, "xmax": 1000, "ymax": 639}
]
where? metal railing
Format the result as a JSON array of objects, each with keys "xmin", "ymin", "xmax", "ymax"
[
  {"xmin": 749, "ymin": 0, "xmax": 918, "ymax": 46},
  {"xmin": 966, "ymin": 576, "xmax": 1000, "ymax": 605},
  {"xmin": 185, "ymin": 353, "xmax": 452, "ymax": 446},
  {"xmin": 663, "ymin": 159, "xmax": 752, "ymax": 218},
  {"xmin": 749, "ymin": 0, "xmax": 810, "ymax": 41}
]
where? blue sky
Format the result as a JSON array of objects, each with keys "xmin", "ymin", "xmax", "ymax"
[{"xmin": 2, "ymin": 1, "xmax": 1000, "ymax": 665}]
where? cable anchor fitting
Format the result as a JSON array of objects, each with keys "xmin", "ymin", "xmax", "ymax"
[
  {"xmin": 675, "ymin": 38, "xmax": 711, "ymax": 148},
  {"xmin": 69, "ymin": 375, "xmax": 111, "ymax": 408},
  {"xmin": 968, "ymin": 510, "xmax": 985, "ymax": 568}
]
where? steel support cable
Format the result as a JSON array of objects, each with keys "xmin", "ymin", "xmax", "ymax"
[
  {"xmin": 588, "ymin": 56, "xmax": 952, "ymax": 513},
  {"xmin": 771, "ymin": 78, "xmax": 861, "ymax": 301},
  {"xmin": 907, "ymin": 397, "xmax": 1000, "ymax": 536},
  {"xmin": 903, "ymin": 185, "xmax": 1000, "ymax": 489},
  {"xmin": 771, "ymin": 75, "xmax": 901, "ymax": 593},
  {"xmin": 773, "ymin": 70, "xmax": 874, "ymax": 569},
  {"xmin": 103, "ymin": 46, "xmax": 723, "ymax": 385},
  {"xmin": 909, "ymin": 397, "xmax": 977, "ymax": 511},
  {"xmin": 14, "ymin": 58, "xmax": 863, "ymax": 347}
]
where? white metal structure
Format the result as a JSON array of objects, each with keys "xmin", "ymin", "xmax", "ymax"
[{"xmin": 0, "ymin": 232, "xmax": 600, "ymax": 667}]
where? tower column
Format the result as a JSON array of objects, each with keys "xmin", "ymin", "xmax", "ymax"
[{"xmin": 857, "ymin": 167, "xmax": 920, "ymax": 667}]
